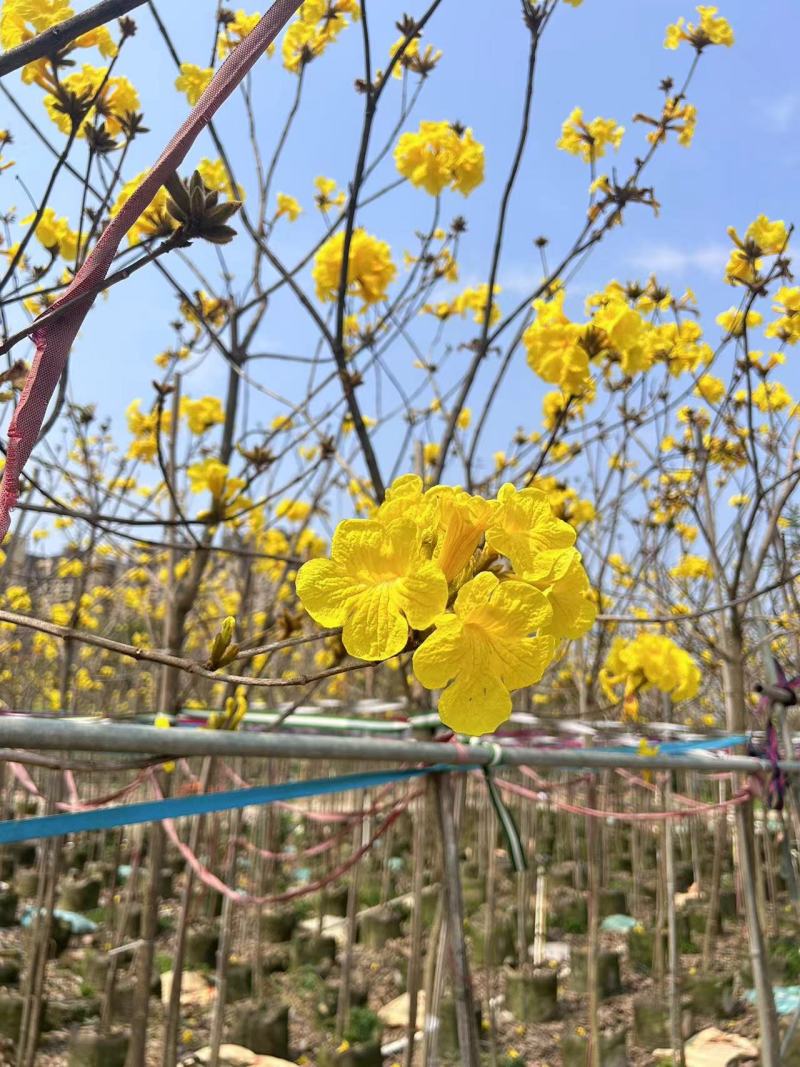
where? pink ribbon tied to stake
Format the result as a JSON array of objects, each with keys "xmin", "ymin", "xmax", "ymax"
[{"xmin": 0, "ymin": 0, "xmax": 303, "ymax": 540}]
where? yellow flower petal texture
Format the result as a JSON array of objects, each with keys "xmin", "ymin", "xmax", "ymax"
[
  {"xmin": 485, "ymin": 483, "xmax": 577, "ymax": 581},
  {"xmin": 295, "ymin": 517, "xmax": 448, "ymax": 660},
  {"xmin": 413, "ymin": 572, "xmax": 555, "ymax": 736}
]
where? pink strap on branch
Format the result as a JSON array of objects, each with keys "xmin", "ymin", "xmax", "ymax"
[
  {"xmin": 495, "ymin": 775, "xmax": 751, "ymax": 822},
  {"xmin": 0, "ymin": 0, "xmax": 303, "ymax": 539},
  {"xmin": 220, "ymin": 760, "xmax": 400, "ymax": 823},
  {"xmin": 153, "ymin": 776, "xmax": 417, "ymax": 906},
  {"xmin": 7, "ymin": 760, "xmax": 43, "ymax": 798}
]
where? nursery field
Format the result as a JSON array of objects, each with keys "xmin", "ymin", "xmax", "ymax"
[{"xmin": 0, "ymin": 710, "xmax": 794, "ymax": 1067}]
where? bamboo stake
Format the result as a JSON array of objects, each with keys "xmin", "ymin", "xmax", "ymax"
[
  {"xmin": 434, "ymin": 774, "xmax": 480, "ymax": 1067},
  {"xmin": 586, "ymin": 771, "xmax": 601, "ymax": 1067},
  {"xmin": 161, "ymin": 756, "xmax": 214, "ymax": 1067},
  {"xmin": 404, "ymin": 787, "xmax": 428, "ymax": 1067},
  {"xmin": 663, "ymin": 775, "xmax": 685, "ymax": 1067},
  {"xmin": 335, "ymin": 794, "xmax": 363, "ymax": 1042},
  {"xmin": 209, "ymin": 803, "xmax": 243, "ymax": 1067}
]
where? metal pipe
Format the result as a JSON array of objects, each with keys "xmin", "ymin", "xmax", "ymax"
[{"xmin": 0, "ymin": 716, "xmax": 789, "ymax": 775}]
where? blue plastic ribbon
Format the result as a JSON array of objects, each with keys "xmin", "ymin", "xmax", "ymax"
[
  {"xmin": 604, "ymin": 734, "xmax": 748, "ymax": 755},
  {"xmin": 0, "ymin": 763, "xmax": 465, "ymax": 845}
]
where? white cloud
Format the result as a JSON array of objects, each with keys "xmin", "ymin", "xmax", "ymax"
[
  {"xmin": 762, "ymin": 93, "xmax": 800, "ymax": 134},
  {"xmin": 627, "ymin": 243, "xmax": 727, "ymax": 277}
]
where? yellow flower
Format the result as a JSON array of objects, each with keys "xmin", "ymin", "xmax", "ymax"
[
  {"xmin": 56, "ymin": 558, "xmax": 83, "ymax": 579},
  {"xmin": 454, "ymin": 283, "xmax": 501, "ymax": 325},
  {"xmin": 314, "ymin": 175, "xmax": 346, "ymax": 211},
  {"xmin": 276, "ymin": 192, "xmax": 302, "ymax": 221},
  {"xmin": 715, "ymin": 306, "xmax": 762, "ymax": 337},
  {"xmin": 752, "ymin": 380, "xmax": 793, "ymax": 412},
  {"xmin": 412, "ymin": 571, "xmax": 554, "ymax": 736},
  {"xmin": 275, "ymin": 499, "xmax": 311, "ymax": 522},
  {"xmin": 21, "ymin": 207, "xmax": 79, "ymax": 261},
  {"xmin": 428, "ymin": 487, "xmax": 492, "ymax": 584},
  {"xmin": 423, "ymin": 442, "xmax": 441, "ymax": 466},
  {"xmin": 296, "ymin": 517, "xmax": 448, "ymax": 661},
  {"xmin": 154, "ymin": 714, "xmax": 176, "ymax": 772},
  {"xmin": 746, "ymin": 215, "xmax": 788, "ymax": 255},
  {"xmin": 388, "ymin": 34, "xmax": 442, "ymax": 78},
  {"xmin": 44, "ymin": 66, "xmax": 139, "ymax": 137},
  {"xmin": 195, "ymin": 158, "xmax": 243, "ymax": 202},
  {"xmin": 312, "ymin": 228, "xmax": 396, "ymax": 306},
  {"xmin": 523, "ymin": 291, "xmax": 589, "ymax": 393},
  {"xmin": 394, "ymin": 120, "xmax": 485, "ymax": 196},
  {"xmin": 601, "ymin": 633, "xmax": 701, "ymax": 708},
  {"xmin": 1, "ymin": 0, "xmax": 72, "ymax": 50},
  {"xmin": 536, "ymin": 553, "xmax": 596, "ymax": 641},
  {"xmin": 766, "ymin": 287, "xmax": 800, "ymax": 345},
  {"xmin": 111, "ymin": 172, "xmax": 176, "ymax": 246},
  {"xmin": 485, "ymin": 483, "xmax": 577, "ymax": 583},
  {"xmin": 187, "ymin": 458, "xmax": 230, "ymax": 497},
  {"xmin": 665, "ymin": 6, "xmax": 734, "ymax": 51},
  {"xmin": 281, "ymin": 0, "xmax": 360, "ymax": 73},
  {"xmin": 557, "ymin": 107, "xmax": 624, "ymax": 162},
  {"xmin": 175, "ymin": 63, "xmax": 213, "ymax": 105},
  {"xmin": 694, "ymin": 374, "xmax": 725, "ymax": 405},
  {"xmin": 671, "ymin": 554, "xmax": 713, "ymax": 581},
  {"xmin": 217, "ymin": 9, "xmax": 263, "ymax": 59},
  {"xmin": 180, "ymin": 396, "xmax": 225, "ymax": 434}
]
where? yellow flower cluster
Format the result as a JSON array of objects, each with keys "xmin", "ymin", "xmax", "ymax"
[
  {"xmin": 22, "ymin": 207, "xmax": 79, "ymax": 261},
  {"xmin": 175, "ymin": 63, "xmax": 213, "ymax": 106},
  {"xmin": 557, "ymin": 107, "xmax": 624, "ymax": 163},
  {"xmin": 110, "ymin": 173, "xmax": 175, "ymax": 246},
  {"xmin": 217, "ymin": 9, "xmax": 263, "ymax": 59},
  {"xmin": 424, "ymin": 283, "xmax": 501, "ymax": 325},
  {"xmin": 394, "ymin": 121, "xmax": 485, "ymax": 197},
  {"xmin": 180, "ymin": 396, "xmax": 225, "ymax": 435},
  {"xmin": 767, "ymin": 287, "xmax": 800, "ymax": 345},
  {"xmin": 276, "ymin": 193, "xmax": 302, "ymax": 221},
  {"xmin": 125, "ymin": 399, "xmax": 171, "ymax": 463},
  {"xmin": 196, "ymin": 158, "xmax": 243, "ymax": 202},
  {"xmin": 523, "ymin": 284, "xmax": 712, "ymax": 399},
  {"xmin": 670, "ymin": 554, "xmax": 714, "ymax": 581},
  {"xmin": 725, "ymin": 214, "xmax": 789, "ymax": 288},
  {"xmin": 282, "ymin": 0, "xmax": 360, "ymax": 74},
  {"xmin": 296, "ymin": 476, "xmax": 596, "ymax": 735},
  {"xmin": 43, "ymin": 65, "xmax": 139, "ymax": 137},
  {"xmin": 312, "ymin": 228, "xmax": 396, "ymax": 306},
  {"xmin": 388, "ymin": 34, "xmax": 442, "ymax": 80},
  {"xmin": 600, "ymin": 633, "xmax": 700, "ymax": 720},
  {"xmin": 665, "ymin": 6, "xmax": 734, "ymax": 51}
]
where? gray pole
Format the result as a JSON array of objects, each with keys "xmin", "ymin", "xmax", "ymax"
[{"xmin": 0, "ymin": 716, "xmax": 790, "ymax": 775}]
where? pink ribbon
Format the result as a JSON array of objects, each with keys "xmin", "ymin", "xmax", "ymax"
[
  {"xmin": 496, "ymin": 775, "xmax": 751, "ymax": 822},
  {"xmin": 153, "ymin": 776, "xmax": 417, "ymax": 906},
  {"xmin": 0, "ymin": 0, "xmax": 303, "ymax": 538}
]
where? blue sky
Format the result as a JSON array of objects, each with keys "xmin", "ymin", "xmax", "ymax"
[{"xmin": 2, "ymin": 0, "xmax": 799, "ymax": 491}]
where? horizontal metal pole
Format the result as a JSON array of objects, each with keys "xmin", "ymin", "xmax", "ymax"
[{"xmin": 0, "ymin": 716, "xmax": 790, "ymax": 777}]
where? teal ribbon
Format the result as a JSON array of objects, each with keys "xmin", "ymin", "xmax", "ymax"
[{"xmin": 0, "ymin": 763, "xmax": 468, "ymax": 845}]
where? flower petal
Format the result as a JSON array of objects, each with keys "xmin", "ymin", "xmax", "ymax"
[
  {"xmin": 394, "ymin": 559, "xmax": 448, "ymax": 630},
  {"xmin": 438, "ymin": 672, "xmax": 511, "ymax": 736},
  {"xmin": 341, "ymin": 586, "xmax": 408, "ymax": 660},
  {"xmin": 492, "ymin": 634, "xmax": 555, "ymax": 690},
  {"xmin": 540, "ymin": 555, "xmax": 597, "ymax": 639},
  {"xmin": 295, "ymin": 558, "xmax": 358, "ymax": 628},
  {"xmin": 412, "ymin": 618, "xmax": 465, "ymax": 689}
]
